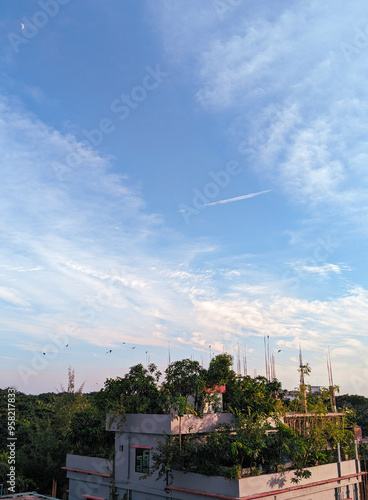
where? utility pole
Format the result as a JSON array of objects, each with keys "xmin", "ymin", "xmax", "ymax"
[
  {"xmin": 299, "ymin": 345, "xmax": 307, "ymax": 413},
  {"xmin": 243, "ymin": 345, "xmax": 248, "ymax": 377},
  {"xmin": 327, "ymin": 347, "xmax": 337, "ymax": 413},
  {"xmin": 237, "ymin": 341, "xmax": 241, "ymax": 376}
]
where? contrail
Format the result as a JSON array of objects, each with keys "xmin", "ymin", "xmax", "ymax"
[{"xmin": 204, "ymin": 190, "xmax": 271, "ymax": 207}]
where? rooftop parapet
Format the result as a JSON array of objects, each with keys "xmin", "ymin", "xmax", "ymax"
[{"xmin": 106, "ymin": 412, "xmax": 235, "ymax": 434}]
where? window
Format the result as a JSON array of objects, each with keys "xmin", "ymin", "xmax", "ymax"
[{"xmin": 135, "ymin": 448, "xmax": 150, "ymax": 473}]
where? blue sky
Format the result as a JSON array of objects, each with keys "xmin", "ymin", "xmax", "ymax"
[{"xmin": 1, "ymin": 0, "xmax": 368, "ymax": 395}]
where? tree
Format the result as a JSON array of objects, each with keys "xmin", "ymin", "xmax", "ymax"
[
  {"xmin": 16, "ymin": 417, "xmax": 68, "ymax": 495},
  {"xmin": 225, "ymin": 411, "xmax": 268, "ymax": 474},
  {"xmin": 0, "ymin": 456, "xmax": 33, "ymax": 493},
  {"xmin": 96, "ymin": 363, "xmax": 162, "ymax": 415},
  {"xmin": 262, "ymin": 416, "xmax": 354, "ymax": 483},
  {"xmin": 205, "ymin": 353, "xmax": 237, "ymax": 411},
  {"xmin": 0, "ymin": 369, "xmax": 90, "ymax": 497},
  {"xmin": 163, "ymin": 359, "xmax": 205, "ymax": 411},
  {"xmin": 67, "ymin": 406, "xmax": 114, "ymax": 458},
  {"xmin": 206, "ymin": 353, "xmax": 236, "ymax": 388},
  {"xmin": 307, "ymin": 387, "xmax": 338, "ymax": 414},
  {"xmin": 146, "ymin": 411, "xmax": 268, "ymax": 481},
  {"xmin": 163, "ymin": 358, "xmax": 205, "ymax": 398},
  {"xmin": 59, "ymin": 366, "xmax": 85, "ymax": 394},
  {"xmin": 297, "ymin": 363, "xmax": 311, "ymax": 413},
  {"xmin": 227, "ymin": 376, "xmax": 282, "ymax": 418},
  {"xmin": 336, "ymin": 394, "xmax": 368, "ymax": 435},
  {"xmin": 55, "ymin": 367, "xmax": 89, "ymax": 436}
]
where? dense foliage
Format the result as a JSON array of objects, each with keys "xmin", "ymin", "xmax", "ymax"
[
  {"xmin": 147, "ymin": 406, "xmax": 355, "ymax": 484},
  {"xmin": 0, "ymin": 369, "xmax": 114, "ymax": 498},
  {"xmin": 336, "ymin": 394, "xmax": 368, "ymax": 435},
  {"xmin": 0, "ymin": 356, "xmax": 364, "ymax": 496}
]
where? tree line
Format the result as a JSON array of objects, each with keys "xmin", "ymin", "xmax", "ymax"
[{"xmin": 0, "ymin": 355, "xmax": 366, "ymax": 496}]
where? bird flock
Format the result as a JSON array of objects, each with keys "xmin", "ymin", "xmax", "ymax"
[{"xmin": 42, "ymin": 341, "xmax": 145, "ymax": 356}]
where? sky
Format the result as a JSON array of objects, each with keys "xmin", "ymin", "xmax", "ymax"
[{"xmin": 1, "ymin": 0, "xmax": 368, "ymax": 396}]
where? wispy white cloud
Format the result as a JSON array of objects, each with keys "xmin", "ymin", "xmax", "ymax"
[
  {"xmin": 153, "ymin": 2, "xmax": 368, "ymax": 225},
  {"xmin": 3, "ymin": 2, "xmax": 368, "ymax": 395},
  {"xmin": 0, "ymin": 96, "xmax": 202, "ymax": 355},
  {"xmin": 0, "ymin": 266, "xmax": 43, "ymax": 272},
  {"xmin": 0, "ymin": 286, "xmax": 29, "ymax": 307},
  {"xmin": 195, "ymin": 11, "xmax": 303, "ymax": 109},
  {"xmin": 289, "ymin": 262, "xmax": 351, "ymax": 278},
  {"xmin": 190, "ymin": 286, "xmax": 368, "ymax": 352}
]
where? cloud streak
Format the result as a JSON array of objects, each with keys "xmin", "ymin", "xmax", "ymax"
[{"xmin": 204, "ymin": 190, "xmax": 271, "ymax": 207}]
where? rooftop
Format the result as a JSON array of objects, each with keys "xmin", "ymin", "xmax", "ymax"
[{"xmin": 0, "ymin": 492, "xmax": 61, "ymax": 500}]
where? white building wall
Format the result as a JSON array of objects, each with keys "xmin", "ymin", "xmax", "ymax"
[
  {"xmin": 64, "ymin": 414, "xmax": 364, "ymax": 500},
  {"xmin": 66, "ymin": 453, "xmax": 362, "ymax": 500},
  {"xmin": 65, "ymin": 455, "xmax": 112, "ymax": 500},
  {"xmin": 111, "ymin": 413, "xmax": 237, "ymax": 497},
  {"xmin": 106, "ymin": 413, "xmax": 235, "ymax": 435},
  {"xmin": 237, "ymin": 459, "xmax": 360, "ymax": 499}
]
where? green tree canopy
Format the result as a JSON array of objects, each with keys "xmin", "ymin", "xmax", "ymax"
[
  {"xmin": 67, "ymin": 405, "xmax": 114, "ymax": 458},
  {"xmin": 206, "ymin": 353, "xmax": 236, "ymax": 389},
  {"xmin": 227, "ymin": 376, "xmax": 281, "ymax": 418},
  {"xmin": 163, "ymin": 359, "xmax": 205, "ymax": 398},
  {"xmin": 96, "ymin": 363, "xmax": 162, "ymax": 414},
  {"xmin": 336, "ymin": 394, "xmax": 368, "ymax": 435}
]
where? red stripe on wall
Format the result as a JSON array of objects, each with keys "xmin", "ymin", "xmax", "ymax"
[
  {"xmin": 61, "ymin": 467, "xmax": 110, "ymax": 478},
  {"xmin": 81, "ymin": 495, "xmax": 106, "ymax": 500},
  {"xmin": 166, "ymin": 471, "xmax": 367, "ymax": 500}
]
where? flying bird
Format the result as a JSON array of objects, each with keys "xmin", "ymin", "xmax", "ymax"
[
  {"xmin": 131, "ymin": 346, "xmax": 136, "ymax": 349},
  {"xmin": 278, "ymin": 350, "xmax": 281, "ymax": 353},
  {"xmin": 42, "ymin": 352, "xmax": 46, "ymax": 355},
  {"xmin": 65, "ymin": 344, "xmax": 68, "ymax": 347},
  {"xmin": 106, "ymin": 349, "xmax": 112, "ymax": 354},
  {"xmin": 21, "ymin": 23, "xmax": 25, "ymax": 30}
]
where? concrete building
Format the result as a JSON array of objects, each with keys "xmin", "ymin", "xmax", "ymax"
[
  {"xmin": 63, "ymin": 413, "xmax": 365, "ymax": 500},
  {"xmin": 282, "ymin": 412, "xmax": 345, "ymax": 434}
]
